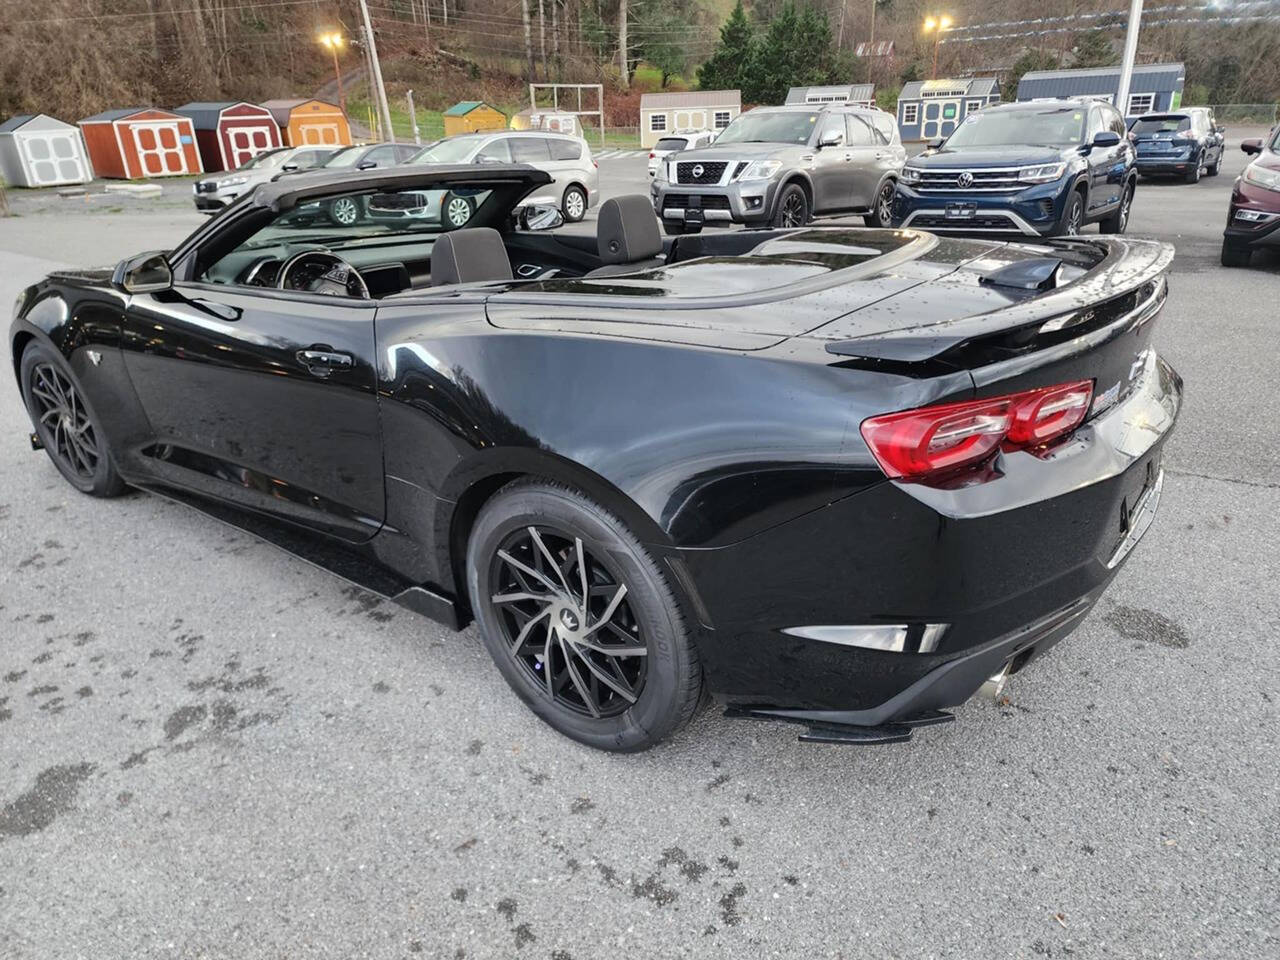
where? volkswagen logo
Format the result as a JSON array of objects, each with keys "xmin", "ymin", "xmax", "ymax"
[
  {"xmin": 956, "ymin": 171, "xmax": 974, "ymax": 188},
  {"xmin": 692, "ymin": 164, "xmax": 705, "ymax": 179}
]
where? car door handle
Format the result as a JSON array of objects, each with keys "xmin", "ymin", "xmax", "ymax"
[
  {"xmin": 190, "ymin": 298, "xmax": 241, "ymax": 321},
  {"xmin": 296, "ymin": 347, "xmax": 354, "ymax": 376}
]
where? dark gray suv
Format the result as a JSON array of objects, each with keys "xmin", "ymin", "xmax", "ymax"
[{"xmin": 649, "ymin": 104, "xmax": 905, "ymax": 235}]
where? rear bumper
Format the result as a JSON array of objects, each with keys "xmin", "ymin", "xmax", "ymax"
[
  {"xmin": 1135, "ymin": 154, "xmax": 1195, "ymax": 174},
  {"xmin": 684, "ymin": 350, "xmax": 1182, "ymax": 720}
]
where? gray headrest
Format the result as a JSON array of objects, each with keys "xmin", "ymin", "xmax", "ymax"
[
  {"xmin": 597, "ymin": 195, "xmax": 662, "ymax": 265},
  {"xmin": 431, "ymin": 227, "xmax": 513, "ymax": 286}
]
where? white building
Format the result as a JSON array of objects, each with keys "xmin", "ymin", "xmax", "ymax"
[{"xmin": 638, "ymin": 91, "xmax": 741, "ymax": 149}]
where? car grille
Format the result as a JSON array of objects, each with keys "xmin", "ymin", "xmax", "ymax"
[
  {"xmin": 911, "ymin": 213, "xmax": 1024, "ymax": 230},
  {"xmin": 660, "ymin": 194, "xmax": 730, "ymax": 210},
  {"xmin": 369, "ymin": 192, "xmax": 427, "ymax": 211},
  {"xmin": 914, "ymin": 168, "xmax": 1023, "ymax": 193},
  {"xmin": 676, "ymin": 161, "xmax": 727, "ymax": 184}
]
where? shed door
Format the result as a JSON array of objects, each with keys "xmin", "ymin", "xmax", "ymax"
[
  {"xmin": 19, "ymin": 131, "xmax": 89, "ymax": 186},
  {"xmin": 921, "ymin": 100, "xmax": 960, "ymax": 140},
  {"xmin": 227, "ymin": 125, "xmax": 275, "ymax": 167},
  {"xmin": 131, "ymin": 122, "xmax": 188, "ymax": 175},
  {"xmin": 299, "ymin": 121, "xmax": 341, "ymax": 146}
]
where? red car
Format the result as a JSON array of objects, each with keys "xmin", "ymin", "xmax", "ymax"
[{"xmin": 1222, "ymin": 126, "xmax": 1280, "ymax": 266}]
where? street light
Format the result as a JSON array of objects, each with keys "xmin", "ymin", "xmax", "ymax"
[
  {"xmin": 922, "ymin": 14, "xmax": 953, "ymax": 80},
  {"xmin": 319, "ymin": 32, "xmax": 346, "ymax": 114}
]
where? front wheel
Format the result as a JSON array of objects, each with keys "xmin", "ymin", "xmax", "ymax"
[
  {"xmin": 466, "ymin": 481, "xmax": 704, "ymax": 752},
  {"xmin": 1221, "ymin": 241, "xmax": 1253, "ymax": 267},
  {"xmin": 1056, "ymin": 190, "xmax": 1085, "ymax": 236},
  {"xmin": 770, "ymin": 182, "xmax": 810, "ymax": 228},
  {"xmin": 20, "ymin": 343, "xmax": 127, "ymax": 497},
  {"xmin": 863, "ymin": 180, "xmax": 896, "ymax": 228},
  {"xmin": 1099, "ymin": 182, "xmax": 1134, "ymax": 234},
  {"xmin": 326, "ymin": 196, "xmax": 363, "ymax": 226},
  {"xmin": 561, "ymin": 184, "xmax": 588, "ymax": 222}
]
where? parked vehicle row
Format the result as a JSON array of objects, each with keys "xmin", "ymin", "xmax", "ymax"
[{"xmin": 1130, "ymin": 107, "xmax": 1225, "ymax": 183}]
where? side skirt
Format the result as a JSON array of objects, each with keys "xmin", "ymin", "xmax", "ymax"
[{"xmin": 136, "ymin": 482, "xmax": 466, "ymax": 630}]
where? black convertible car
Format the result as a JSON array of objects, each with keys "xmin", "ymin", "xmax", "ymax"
[{"xmin": 10, "ymin": 165, "xmax": 1181, "ymax": 750}]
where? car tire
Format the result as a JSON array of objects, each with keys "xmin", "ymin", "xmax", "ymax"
[
  {"xmin": 1184, "ymin": 155, "xmax": 1202, "ymax": 184},
  {"xmin": 562, "ymin": 185, "xmax": 588, "ymax": 223},
  {"xmin": 1099, "ymin": 181, "xmax": 1134, "ymax": 234},
  {"xmin": 1206, "ymin": 152, "xmax": 1222, "ymax": 176},
  {"xmin": 1220, "ymin": 241, "xmax": 1253, "ymax": 268},
  {"xmin": 466, "ymin": 480, "xmax": 704, "ymax": 752},
  {"xmin": 770, "ymin": 182, "xmax": 810, "ymax": 228},
  {"xmin": 326, "ymin": 196, "xmax": 363, "ymax": 226},
  {"xmin": 443, "ymin": 193, "xmax": 475, "ymax": 229},
  {"xmin": 1056, "ymin": 189, "xmax": 1085, "ymax": 236},
  {"xmin": 661, "ymin": 218, "xmax": 688, "ymax": 236},
  {"xmin": 863, "ymin": 180, "xmax": 896, "ymax": 228},
  {"xmin": 20, "ymin": 342, "xmax": 127, "ymax": 498}
]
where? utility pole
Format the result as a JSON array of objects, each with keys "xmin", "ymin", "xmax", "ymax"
[
  {"xmin": 520, "ymin": 0, "xmax": 535, "ymax": 81},
  {"xmin": 618, "ymin": 0, "xmax": 629, "ymax": 89},
  {"xmin": 407, "ymin": 89, "xmax": 421, "ymax": 144},
  {"xmin": 358, "ymin": 0, "xmax": 396, "ymax": 143},
  {"xmin": 1114, "ymin": 0, "xmax": 1144, "ymax": 117}
]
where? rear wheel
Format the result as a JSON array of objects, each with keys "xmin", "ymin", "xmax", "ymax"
[
  {"xmin": 326, "ymin": 196, "xmax": 362, "ymax": 226},
  {"xmin": 562, "ymin": 184, "xmax": 588, "ymax": 223},
  {"xmin": 1220, "ymin": 241, "xmax": 1253, "ymax": 267},
  {"xmin": 863, "ymin": 180, "xmax": 896, "ymax": 228},
  {"xmin": 1184, "ymin": 155, "xmax": 1202, "ymax": 183},
  {"xmin": 1206, "ymin": 150, "xmax": 1222, "ymax": 176},
  {"xmin": 466, "ymin": 481, "xmax": 703, "ymax": 752},
  {"xmin": 770, "ymin": 182, "xmax": 810, "ymax": 228},
  {"xmin": 1099, "ymin": 181, "xmax": 1134, "ymax": 234},
  {"xmin": 443, "ymin": 193, "xmax": 475, "ymax": 228},
  {"xmin": 20, "ymin": 343, "xmax": 126, "ymax": 497}
]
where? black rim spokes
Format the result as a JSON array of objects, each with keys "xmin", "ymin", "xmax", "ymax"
[
  {"xmin": 491, "ymin": 526, "xmax": 647, "ymax": 718},
  {"xmin": 30, "ymin": 363, "xmax": 98, "ymax": 479}
]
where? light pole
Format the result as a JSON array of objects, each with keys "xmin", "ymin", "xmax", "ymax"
[
  {"xmin": 1114, "ymin": 0, "xmax": 1145, "ymax": 118},
  {"xmin": 923, "ymin": 14, "xmax": 952, "ymax": 80},
  {"xmin": 319, "ymin": 33, "xmax": 346, "ymax": 115}
]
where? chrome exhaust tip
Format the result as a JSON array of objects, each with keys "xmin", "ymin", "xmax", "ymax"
[{"xmin": 978, "ymin": 664, "xmax": 1011, "ymax": 701}]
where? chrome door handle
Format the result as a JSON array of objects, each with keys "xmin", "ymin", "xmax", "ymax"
[{"xmin": 296, "ymin": 347, "xmax": 354, "ymax": 377}]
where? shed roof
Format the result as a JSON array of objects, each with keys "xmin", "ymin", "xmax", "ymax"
[
  {"xmin": 1019, "ymin": 62, "xmax": 1184, "ymax": 84},
  {"xmin": 785, "ymin": 84, "xmax": 875, "ymax": 104},
  {"xmin": 899, "ymin": 77, "xmax": 999, "ymax": 100},
  {"xmin": 444, "ymin": 100, "xmax": 501, "ymax": 116},
  {"xmin": 640, "ymin": 90, "xmax": 741, "ymax": 110},
  {"xmin": 1017, "ymin": 62, "xmax": 1185, "ymax": 100},
  {"xmin": 261, "ymin": 98, "xmax": 342, "ymax": 125},
  {"xmin": 0, "ymin": 114, "xmax": 36, "ymax": 132},
  {"xmin": 174, "ymin": 101, "xmax": 237, "ymax": 129},
  {"xmin": 80, "ymin": 107, "xmax": 156, "ymax": 123}
]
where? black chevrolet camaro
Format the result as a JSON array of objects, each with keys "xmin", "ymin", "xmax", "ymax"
[{"xmin": 10, "ymin": 165, "xmax": 1181, "ymax": 750}]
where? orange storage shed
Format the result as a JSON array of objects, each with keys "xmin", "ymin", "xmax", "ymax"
[
  {"xmin": 261, "ymin": 99, "xmax": 352, "ymax": 147},
  {"xmin": 78, "ymin": 107, "xmax": 202, "ymax": 179}
]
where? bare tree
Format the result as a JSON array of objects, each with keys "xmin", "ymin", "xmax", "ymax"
[{"xmin": 618, "ymin": 0, "xmax": 629, "ymax": 88}]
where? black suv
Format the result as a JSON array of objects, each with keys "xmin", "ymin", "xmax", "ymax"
[
  {"xmin": 894, "ymin": 99, "xmax": 1137, "ymax": 237},
  {"xmin": 1129, "ymin": 108, "xmax": 1225, "ymax": 183}
]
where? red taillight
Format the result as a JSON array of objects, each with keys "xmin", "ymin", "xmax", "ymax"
[
  {"xmin": 860, "ymin": 379, "xmax": 1093, "ymax": 482},
  {"xmin": 648, "ymin": 152, "xmax": 656, "ymax": 159}
]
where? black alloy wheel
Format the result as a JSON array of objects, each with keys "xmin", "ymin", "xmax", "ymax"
[
  {"xmin": 20, "ymin": 344, "xmax": 126, "ymax": 497},
  {"xmin": 772, "ymin": 183, "xmax": 810, "ymax": 228},
  {"xmin": 467, "ymin": 481, "xmax": 703, "ymax": 752},
  {"xmin": 864, "ymin": 180, "xmax": 896, "ymax": 228}
]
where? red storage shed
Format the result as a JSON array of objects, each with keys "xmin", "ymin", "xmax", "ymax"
[
  {"xmin": 78, "ymin": 107, "xmax": 202, "ymax": 179},
  {"xmin": 174, "ymin": 101, "xmax": 281, "ymax": 172}
]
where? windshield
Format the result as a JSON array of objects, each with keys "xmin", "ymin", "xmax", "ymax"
[
  {"xmin": 322, "ymin": 146, "xmax": 365, "ymax": 168},
  {"xmin": 714, "ymin": 111, "xmax": 817, "ymax": 146},
  {"xmin": 412, "ymin": 138, "xmax": 481, "ymax": 163},
  {"xmin": 237, "ymin": 149, "xmax": 287, "ymax": 171},
  {"xmin": 1130, "ymin": 116, "xmax": 1190, "ymax": 136},
  {"xmin": 945, "ymin": 107, "xmax": 1085, "ymax": 148}
]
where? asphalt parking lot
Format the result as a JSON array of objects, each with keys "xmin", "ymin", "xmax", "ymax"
[{"xmin": 1, "ymin": 139, "xmax": 1277, "ymax": 959}]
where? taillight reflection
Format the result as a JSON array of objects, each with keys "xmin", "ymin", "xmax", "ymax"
[{"xmin": 861, "ymin": 379, "xmax": 1094, "ymax": 483}]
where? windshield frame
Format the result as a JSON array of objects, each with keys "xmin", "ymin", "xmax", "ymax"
[{"xmin": 712, "ymin": 109, "xmax": 821, "ymax": 147}]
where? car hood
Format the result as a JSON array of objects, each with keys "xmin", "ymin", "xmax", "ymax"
[
  {"xmin": 484, "ymin": 228, "xmax": 1154, "ymax": 351},
  {"xmin": 671, "ymin": 141, "xmax": 807, "ymax": 162},
  {"xmin": 911, "ymin": 145, "xmax": 1072, "ymax": 168}
]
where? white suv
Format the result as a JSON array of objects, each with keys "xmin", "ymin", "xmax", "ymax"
[
  {"xmin": 648, "ymin": 130, "xmax": 717, "ymax": 177},
  {"xmin": 411, "ymin": 131, "xmax": 598, "ymax": 221}
]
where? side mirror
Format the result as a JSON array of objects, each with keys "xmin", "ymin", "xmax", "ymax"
[
  {"xmin": 1241, "ymin": 138, "xmax": 1263, "ymax": 155},
  {"xmin": 1092, "ymin": 131, "xmax": 1122, "ymax": 148},
  {"xmin": 356, "ymin": 160, "xmax": 377, "ymax": 170},
  {"xmin": 517, "ymin": 203, "xmax": 565, "ymax": 232},
  {"xmin": 927, "ymin": 137, "xmax": 945, "ymax": 151},
  {"xmin": 114, "ymin": 251, "xmax": 172, "ymax": 294},
  {"xmin": 818, "ymin": 130, "xmax": 844, "ymax": 148},
  {"xmin": 280, "ymin": 162, "xmax": 299, "ymax": 172}
]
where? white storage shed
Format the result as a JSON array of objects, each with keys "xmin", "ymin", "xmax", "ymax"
[{"xmin": 0, "ymin": 114, "xmax": 92, "ymax": 187}]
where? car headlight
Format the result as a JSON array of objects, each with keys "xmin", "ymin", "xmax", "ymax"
[
  {"xmin": 737, "ymin": 160, "xmax": 782, "ymax": 182},
  {"xmin": 655, "ymin": 161, "xmax": 669, "ymax": 183},
  {"xmin": 1018, "ymin": 162, "xmax": 1067, "ymax": 184},
  {"xmin": 901, "ymin": 165, "xmax": 923, "ymax": 183},
  {"xmin": 216, "ymin": 175, "xmax": 249, "ymax": 188},
  {"xmin": 1243, "ymin": 162, "xmax": 1280, "ymax": 192}
]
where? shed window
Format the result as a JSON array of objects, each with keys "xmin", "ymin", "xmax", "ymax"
[
  {"xmin": 966, "ymin": 100, "xmax": 982, "ymax": 113},
  {"xmin": 714, "ymin": 111, "xmax": 732, "ymax": 129},
  {"xmin": 649, "ymin": 113, "xmax": 667, "ymax": 132},
  {"xmin": 902, "ymin": 103, "xmax": 919, "ymax": 125},
  {"xmin": 1127, "ymin": 93, "xmax": 1155, "ymax": 115}
]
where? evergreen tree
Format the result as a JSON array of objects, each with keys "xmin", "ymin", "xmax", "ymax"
[
  {"xmin": 740, "ymin": 3, "xmax": 848, "ymax": 105},
  {"xmin": 1072, "ymin": 31, "xmax": 1116, "ymax": 68},
  {"xmin": 696, "ymin": 0, "xmax": 754, "ymax": 91}
]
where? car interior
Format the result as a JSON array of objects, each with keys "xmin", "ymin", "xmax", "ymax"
[{"xmin": 192, "ymin": 183, "xmax": 810, "ymax": 300}]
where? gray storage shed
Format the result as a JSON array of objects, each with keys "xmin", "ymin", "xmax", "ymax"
[
  {"xmin": 1016, "ymin": 63, "xmax": 1185, "ymax": 117},
  {"xmin": 0, "ymin": 113, "xmax": 92, "ymax": 187},
  {"xmin": 785, "ymin": 84, "xmax": 876, "ymax": 107},
  {"xmin": 896, "ymin": 77, "xmax": 1001, "ymax": 141}
]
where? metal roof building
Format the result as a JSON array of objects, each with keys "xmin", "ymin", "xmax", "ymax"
[
  {"xmin": 638, "ymin": 90, "xmax": 740, "ymax": 148},
  {"xmin": 896, "ymin": 77, "xmax": 1001, "ymax": 142},
  {"xmin": 785, "ymin": 84, "xmax": 876, "ymax": 107},
  {"xmin": 1016, "ymin": 62, "xmax": 1186, "ymax": 117},
  {"xmin": 0, "ymin": 113, "xmax": 92, "ymax": 187}
]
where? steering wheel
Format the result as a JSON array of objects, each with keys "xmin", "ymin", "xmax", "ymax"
[{"xmin": 277, "ymin": 250, "xmax": 370, "ymax": 299}]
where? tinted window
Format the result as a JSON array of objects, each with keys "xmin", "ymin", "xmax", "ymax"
[
  {"xmin": 413, "ymin": 137, "xmax": 483, "ymax": 163},
  {"xmin": 476, "ymin": 138, "xmax": 512, "ymax": 162},
  {"xmin": 1130, "ymin": 116, "xmax": 1190, "ymax": 136},
  {"xmin": 654, "ymin": 137, "xmax": 690, "ymax": 151},
  {"xmin": 714, "ymin": 110, "xmax": 818, "ymax": 146},
  {"xmin": 292, "ymin": 150, "xmax": 331, "ymax": 168},
  {"xmin": 945, "ymin": 106, "xmax": 1085, "ymax": 147},
  {"xmin": 510, "ymin": 137, "xmax": 552, "ymax": 162},
  {"xmin": 817, "ymin": 114, "xmax": 845, "ymax": 145},
  {"xmin": 872, "ymin": 113, "xmax": 897, "ymax": 144},
  {"xmin": 394, "ymin": 144, "xmax": 420, "ymax": 162},
  {"xmin": 322, "ymin": 146, "xmax": 364, "ymax": 167},
  {"xmin": 549, "ymin": 138, "xmax": 582, "ymax": 161},
  {"xmin": 845, "ymin": 115, "xmax": 875, "ymax": 146},
  {"xmin": 1086, "ymin": 108, "xmax": 1108, "ymax": 140},
  {"xmin": 1107, "ymin": 108, "xmax": 1127, "ymax": 137},
  {"xmin": 362, "ymin": 146, "xmax": 400, "ymax": 167}
]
